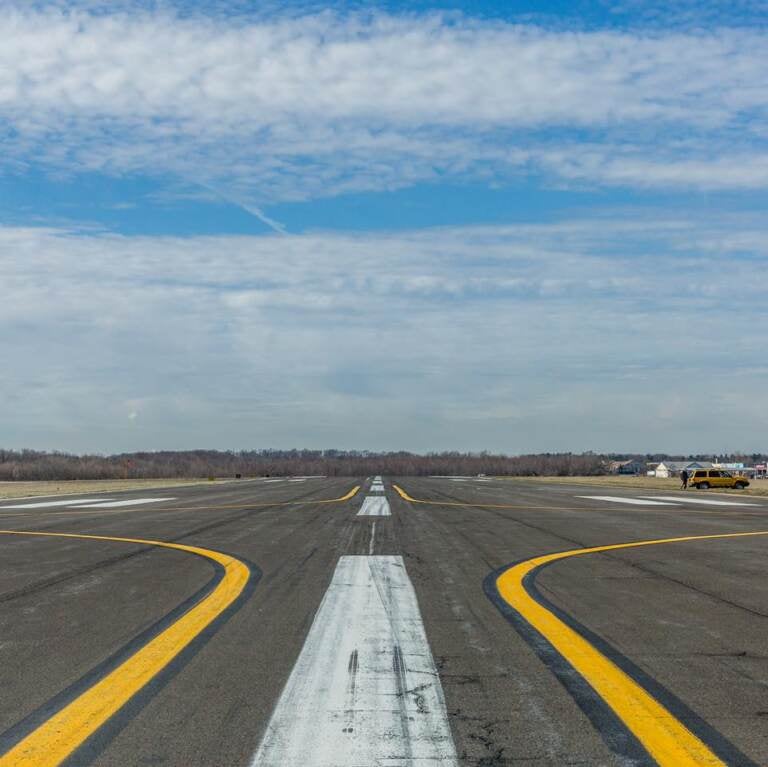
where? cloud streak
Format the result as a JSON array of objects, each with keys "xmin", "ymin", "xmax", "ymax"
[
  {"xmin": 1, "ymin": 6, "xmax": 767, "ymax": 200},
  {"xmin": 2, "ymin": 216, "xmax": 767, "ymax": 452}
]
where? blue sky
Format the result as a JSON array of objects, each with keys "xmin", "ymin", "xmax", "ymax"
[{"xmin": 2, "ymin": 0, "xmax": 767, "ymax": 454}]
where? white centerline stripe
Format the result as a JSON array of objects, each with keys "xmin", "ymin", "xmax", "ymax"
[
  {"xmin": 71, "ymin": 497, "xmax": 175, "ymax": 508},
  {"xmin": 640, "ymin": 496, "xmax": 761, "ymax": 507},
  {"xmin": 369, "ymin": 521, "xmax": 377, "ymax": 555},
  {"xmin": 357, "ymin": 496, "xmax": 391, "ymax": 517},
  {"xmin": 0, "ymin": 498, "xmax": 115, "ymax": 510},
  {"xmin": 251, "ymin": 555, "xmax": 458, "ymax": 767},
  {"xmin": 576, "ymin": 495, "xmax": 679, "ymax": 506}
]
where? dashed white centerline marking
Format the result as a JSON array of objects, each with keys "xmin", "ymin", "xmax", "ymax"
[
  {"xmin": 251, "ymin": 555, "xmax": 458, "ymax": 767},
  {"xmin": 0, "ymin": 498, "xmax": 115, "ymax": 510},
  {"xmin": 71, "ymin": 497, "xmax": 175, "ymax": 508},
  {"xmin": 369, "ymin": 521, "xmax": 377, "ymax": 555},
  {"xmin": 576, "ymin": 495, "xmax": 680, "ymax": 506},
  {"xmin": 357, "ymin": 496, "xmax": 391, "ymax": 517},
  {"xmin": 640, "ymin": 496, "xmax": 761, "ymax": 507}
]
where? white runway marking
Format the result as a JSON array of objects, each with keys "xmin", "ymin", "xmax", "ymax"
[
  {"xmin": 71, "ymin": 497, "xmax": 175, "ymax": 508},
  {"xmin": 576, "ymin": 495, "xmax": 679, "ymax": 506},
  {"xmin": 251, "ymin": 555, "xmax": 457, "ymax": 767},
  {"xmin": 0, "ymin": 498, "xmax": 115, "ymax": 510},
  {"xmin": 357, "ymin": 496, "xmax": 391, "ymax": 516},
  {"xmin": 369, "ymin": 521, "xmax": 377, "ymax": 555},
  {"xmin": 641, "ymin": 496, "xmax": 761, "ymax": 507}
]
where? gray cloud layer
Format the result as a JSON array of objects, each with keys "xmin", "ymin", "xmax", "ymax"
[{"xmin": 3, "ymin": 218, "xmax": 767, "ymax": 453}]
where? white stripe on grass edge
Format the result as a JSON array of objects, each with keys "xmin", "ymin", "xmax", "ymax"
[
  {"xmin": 357, "ymin": 496, "xmax": 391, "ymax": 517},
  {"xmin": 251, "ymin": 556, "xmax": 458, "ymax": 767},
  {"xmin": 576, "ymin": 495, "xmax": 679, "ymax": 506}
]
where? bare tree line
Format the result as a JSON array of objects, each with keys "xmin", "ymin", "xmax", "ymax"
[{"xmin": 1, "ymin": 449, "xmax": 762, "ymax": 481}]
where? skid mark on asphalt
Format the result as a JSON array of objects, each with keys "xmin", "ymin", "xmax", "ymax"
[
  {"xmin": 0, "ymin": 530, "xmax": 252, "ymax": 767},
  {"xmin": 486, "ymin": 530, "xmax": 768, "ymax": 767},
  {"xmin": 251, "ymin": 555, "xmax": 457, "ymax": 767}
]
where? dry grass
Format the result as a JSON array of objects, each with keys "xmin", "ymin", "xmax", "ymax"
[
  {"xmin": 499, "ymin": 475, "xmax": 768, "ymax": 496},
  {"xmin": 0, "ymin": 478, "xmax": 228, "ymax": 501}
]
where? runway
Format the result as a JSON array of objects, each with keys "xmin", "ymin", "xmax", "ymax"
[{"xmin": 0, "ymin": 476, "xmax": 765, "ymax": 766}]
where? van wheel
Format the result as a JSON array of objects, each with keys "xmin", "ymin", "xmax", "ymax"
[
  {"xmin": 734, "ymin": 481, "xmax": 746, "ymax": 490},
  {"xmin": 698, "ymin": 482, "xmax": 710, "ymax": 490}
]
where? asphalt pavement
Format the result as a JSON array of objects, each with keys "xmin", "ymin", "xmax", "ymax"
[{"xmin": 0, "ymin": 476, "xmax": 765, "ymax": 766}]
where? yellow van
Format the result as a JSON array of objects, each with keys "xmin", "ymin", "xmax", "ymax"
[{"xmin": 689, "ymin": 469, "xmax": 750, "ymax": 490}]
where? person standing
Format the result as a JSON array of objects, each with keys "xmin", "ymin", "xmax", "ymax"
[{"xmin": 680, "ymin": 469, "xmax": 689, "ymax": 490}]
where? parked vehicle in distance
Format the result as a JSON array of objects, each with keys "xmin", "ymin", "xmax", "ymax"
[{"xmin": 689, "ymin": 469, "xmax": 750, "ymax": 490}]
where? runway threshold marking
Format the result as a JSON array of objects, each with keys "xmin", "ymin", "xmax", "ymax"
[
  {"xmin": 251, "ymin": 555, "xmax": 457, "ymax": 767},
  {"xmin": 488, "ymin": 530, "xmax": 768, "ymax": 767},
  {"xmin": 0, "ymin": 530, "xmax": 251, "ymax": 767}
]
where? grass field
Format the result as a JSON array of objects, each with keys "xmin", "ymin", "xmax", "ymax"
[
  {"xmin": 504, "ymin": 475, "xmax": 768, "ymax": 496},
  {"xmin": 0, "ymin": 477, "xmax": 232, "ymax": 501}
]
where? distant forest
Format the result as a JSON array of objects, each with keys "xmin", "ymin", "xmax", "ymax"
[{"xmin": 0, "ymin": 449, "xmax": 765, "ymax": 481}]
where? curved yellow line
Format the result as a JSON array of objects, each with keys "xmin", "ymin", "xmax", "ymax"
[
  {"xmin": 496, "ymin": 530, "xmax": 768, "ymax": 767},
  {"xmin": 0, "ymin": 530, "xmax": 251, "ymax": 767}
]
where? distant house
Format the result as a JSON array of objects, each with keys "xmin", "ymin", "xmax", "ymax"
[
  {"xmin": 607, "ymin": 459, "xmax": 645, "ymax": 475},
  {"xmin": 654, "ymin": 461, "xmax": 713, "ymax": 478}
]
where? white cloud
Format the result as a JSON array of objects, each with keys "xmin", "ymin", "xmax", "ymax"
[
  {"xmin": 1, "ymin": 216, "xmax": 767, "ymax": 452},
  {"xmin": 1, "ymin": 6, "xmax": 767, "ymax": 199}
]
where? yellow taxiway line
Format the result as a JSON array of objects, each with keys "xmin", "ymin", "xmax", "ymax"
[
  {"xmin": 392, "ymin": 484, "xmax": 764, "ymax": 516},
  {"xmin": 0, "ymin": 485, "xmax": 361, "ymax": 518},
  {"xmin": 395, "ymin": 483, "xmax": 766, "ymax": 762},
  {"xmin": 494, "ymin": 531, "xmax": 768, "ymax": 766},
  {"xmin": 0, "ymin": 530, "xmax": 251, "ymax": 767}
]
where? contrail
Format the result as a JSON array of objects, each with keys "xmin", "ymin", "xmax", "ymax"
[{"xmin": 193, "ymin": 180, "xmax": 288, "ymax": 235}]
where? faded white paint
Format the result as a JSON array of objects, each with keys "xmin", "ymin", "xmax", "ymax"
[
  {"xmin": 641, "ymin": 496, "xmax": 760, "ymax": 507},
  {"xmin": 0, "ymin": 498, "xmax": 115, "ymax": 509},
  {"xmin": 357, "ymin": 496, "xmax": 391, "ymax": 517},
  {"xmin": 369, "ymin": 521, "xmax": 377, "ymax": 555},
  {"xmin": 71, "ymin": 497, "xmax": 175, "ymax": 508},
  {"xmin": 576, "ymin": 495, "xmax": 679, "ymax": 506},
  {"xmin": 251, "ymin": 555, "xmax": 457, "ymax": 767}
]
